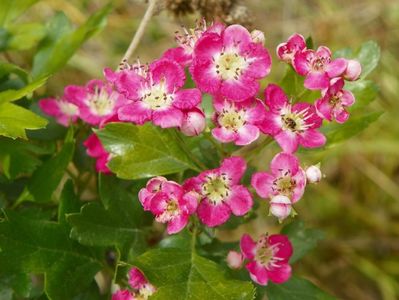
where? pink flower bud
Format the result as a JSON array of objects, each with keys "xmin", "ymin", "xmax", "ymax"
[
  {"xmin": 269, "ymin": 195, "xmax": 292, "ymax": 221},
  {"xmin": 180, "ymin": 108, "xmax": 206, "ymax": 136},
  {"xmin": 305, "ymin": 165, "xmax": 322, "ymax": 183},
  {"xmin": 226, "ymin": 250, "xmax": 244, "ymax": 269},
  {"xmin": 250, "ymin": 30, "xmax": 265, "ymax": 44},
  {"xmin": 344, "ymin": 59, "xmax": 361, "ymax": 81}
]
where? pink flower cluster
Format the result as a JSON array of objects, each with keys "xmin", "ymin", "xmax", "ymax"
[{"xmin": 112, "ymin": 267, "xmax": 156, "ymax": 300}]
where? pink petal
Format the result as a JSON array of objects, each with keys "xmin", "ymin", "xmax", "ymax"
[
  {"xmin": 246, "ymin": 261, "xmax": 269, "ymax": 285},
  {"xmin": 341, "ymin": 90, "xmax": 355, "ymax": 106},
  {"xmin": 240, "ymin": 234, "xmax": 256, "ymax": 259},
  {"xmin": 38, "ymin": 98, "xmax": 60, "ymax": 115},
  {"xmin": 64, "ymin": 85, "xmax": 87, "ymax": 104},
  {"xmin": 268, "ymin": 234, "xmax": 293, "ymax": 262},
  {"xmin": 274, "ymin": 130, "xmax": 299, "ymax": 153},
  {"xmin": 326, "ymin": 58, "xmax": 347, "ymax": 78},
  {"xmin": 138, "ymin": 188, "xmax": 153, "ymax": 210},
  {"xmin": 197, "ymin": 200, "xmax": 231, "ymax": 227},
  {"xmin": 227, "ymin": 185, "xmax": 253, "ymax": 216},
  {"xmin": 251, "ymin": 172, "xmax": 274, "ymax": 198},
  {"xmin": 128, "ymin": 268, "xmax": 147, "ymax": 289},
  {"xmin": 83, "ymin": 133, "xmax": 104, "ymax": 157},
  {"xmin": 194, "ymin": 32, "xmax": 223, "ymax": 61},
  {"xmin": 292, "ymin": 102, "xmax": 322, "ymax": 129},
  {"xmin": 270, "ymin": 152, "xmax": 299, "ymax": 175},
  {"xmin": 118, "ymin": 102, "xmax": 152, "ymax": 125},
  {"xmin": 258, "ymin": 111, "xmax": 282, "ymax": 135},
  {"xmin": 95, "ymin": 155, "xmax": 111, "ymax": 174},
  {"xmin": 315, "ymin": 46, "xmax": 332, "ymax": 59},
  {"xmin": 180, "ymin": 108, "xmax": 206, "ymax": 136},
  {"xmin": 220, "ymin": 156, "xmax": 247, "ymax": 185},
  {"xmin": 315, "ymin": 98, "xmax": 333, "ymax": 121},
  {"xmin": 149, "ymin": 193, "xmax": 168, "ymax": 215},
  {"xmin": 150, "ymin": 59, "xmax": 186, "ymax": 92},
  {"xmin": 161, "ymin": 181, "xmax": 183, "ymax": 198},
  {"xmin": 152, "ymin": 107, "xmax": 184, "ymax": 128},
  {"xmin": 287, "ymin": 33, "xmax": 306, "ymax": 50},
  {"xmin": 162, "ymin": 46, "xmax": 192, "ymax": 67},
  {"xmin": 242, "ymin": 43, "xmax": 272, "ymax": 78},
  {"xmin": 146, "ymin": 176, "xmax": 167, "ymax": 192},
  {"xmin": 173, "ymin": 88, "xmax": 202, "ymax": 110},
  {"xmin": 291, "ymin": 168, "xmax": 307, "ymax": 203},
  {"xmin": 236, "ymin": 125, "xmax": 260, "ymax": 145},
  {"xmin": 182, "ymin": 191, "xmax": 199, "ymax": 214},
  {"xmin": 222, "ymin": 24, "xmax": 252, "ymax": 52},
  {"xmin": 267, "ymin": 264, "xmax": 292, "ymax": 284},
  {"xmin": 212, "ymin": 127, "xmax": 237, "ymax": 143},
  {"xmin": 335, "ymin": 108, "xmax": 350, "ymax": 124},
  {"xmin": 304, "ymin": 72, "xmax": 330, "ymax": 90},
  {"xmin": 112, "ymin": 290, "xmax": 133, "ymax": 300},
  {"xmin": 292, "ymin": 50, "xmax": 313, "ymax": 76},
  {"xmin": 167, "ymin": 214, "xmax": 189, "ymax": 234},
  {"xmin": 299, "ymin": 129, "xmax": 326, "ymax": 148},
  {"xmin": 220, "ymin": 76, "xmax": 259, "ymax": 101},
  {"xmin": 245, "ymin": 99, "xmax": 266, "ymax": 123},
  {"xmin": 264, "ymin": 84, "xmax": 289, "ymax": 113},
  {"xmin": 191, "ymin": 59, "xmax": 221, "ymax": 95}
]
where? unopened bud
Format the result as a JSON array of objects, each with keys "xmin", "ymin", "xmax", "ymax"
[
  {"xmin": 306, "ymin": 164, "xmax": 322, "ymax": 183},
  {"xmin": 226, "ymin": 250, "xmax": 244, "ymax": 269},
  {"xmin": 251, "ymin": 30, "xmax": 265, "ymax": 44},
  {"xmin": 180, "ymin": 109, "xmax": 206, "ymax": 136},
  {"xmin": 344, "ymin": 59, "xmax": 362, "ymax": 81},
  {"xmin": 269, "ymin": 195, "xmax": 292, "ymax": 221}
]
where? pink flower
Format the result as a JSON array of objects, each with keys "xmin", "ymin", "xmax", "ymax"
[
  {"xmin": 184, "ymin": 156, "xmax": 253, "ymax": 227},
  {"xmin": 191, "ymin": 24, "xmax": 271, "ymax": 101},
  {"xmin": 269, "ymin": 195, "xmax": 292, "ymax": 221},
  {"xmin": 83, "ymin": 133, "xmax": 111, "ymax": 174},
  {"xmin": 108, "ymin": 59, "xmax": 202, "ymax": 129},
  {"xmin": 251, "ymin": 152, "xmax": 307, "ymax": 204},
  {"xmin": 315, "ymin": 78, "xmax": 355, "ymax": 123},
  {"xmin": 250, "ymin": 30, "xmax": 265, "ymax": 44},
  {"xmin": 128, "ymin": 267, "xmax": 156, "ymax": 299},
  {"xmin": 240, "ymin": 234, "xmax": 293, "ymax": 285},
  {"xmin": 293, "ymin": 46, "xmax": 348, "ymax": 90},
  {"xmin": 140, "ymin": 179, "xmax": 198, "ymax": 234},
  {"xmin": 276, "ymin": 33, "xmax": 306, "ymax": 64},
  {"xmin": 180, "ymin": 107, "xmax": 206, "ymax": 136},
  {"xmin": 64, "ymin": 79, "xmax": 126, "ymax": 126},
  {"xmin": 226, "ymin": 250, "xmax": 244, "ymax": 269},
  {"xmin": 112, "ymin": 290, "xmax": 134, "ymax": 300},
  {"xmin": 39, "ymin": 97, "xmax": 79, "ymax": 126},
  {"xmin": 259, "ymin": 84, "xmax": 326, "ymax": 153},
  {"xmin": 343, "ymin": 59, "xmax": 362, "ymax": 81},
  {"xmin": 305, "ymin": 164, "xmax": 322, "ymax": 183},
  {"xmin": 212, "ymin": 96, "xmax": 265, "ymax": 145}
]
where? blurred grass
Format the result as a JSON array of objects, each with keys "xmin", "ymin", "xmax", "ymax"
[{"xmin": 8, "ymin": 0, "xmax": 399, "ymax": 299}]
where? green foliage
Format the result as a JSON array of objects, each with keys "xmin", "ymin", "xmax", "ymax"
[
  {"xmin": 97, "ymin": 123, "xmax": 200, "ymax": 179},
  {"xmin": 133, "ymin": 247, "xmax": 255, "ymax": 300},
  {"xmin": 0, "ymin": 0, "xmax": 39, "ymax": 26}
]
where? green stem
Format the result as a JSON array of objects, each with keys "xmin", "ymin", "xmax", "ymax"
[
  {"xmin": 204, "ymin": 131, "xmax": 228, "ymax": 158},
  {"xmin": 173, "ymin": 129, "xmax": 207, "ymax": 171}
]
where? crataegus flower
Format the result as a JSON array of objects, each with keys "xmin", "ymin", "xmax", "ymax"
[
  {"xmin": 269, "ymin": 195, "xmax": 292, "ymax": 221},
  {"xmin": 128, "ymin": 268, "xmax": 156, "ymax": 299},
  {"xmin": 226, "ymin": 250, "xmax": 244, "ymax": 269},
  {"xmin": 138, "ymin": 176, "xmax": 167, "ymax": 210},
  {"xmin": 112, "ymin": 289, "xmax": 133, "ymax": 300},
  {"xmin": 109, "ymin": 59, "xmax": 202, "ymax": 129},
  {"xmin": 293, "ymin": 46, "xmax": 347, "ymax": 90},
  {"xmin": 191, "ymin": 24, "xmax": 271, "ymax": 101},
  {"xmin": 259, "ymin": 84, "xmax": 325, "ymax": 153},
  {"xmin": 315, "ymin": 78, "xmax": 355, "ymax": 123},
  {"xmin": 39, "ymin": 97, "xmax": 79, "ymax": 126},
  {"xmin": 65, "ymin": 79, "xmax": 126, "ymax": 126},
  {"xmin": 343, "ymin": 59, "xmax": 362, "ymax": 81},
  {"xmin": 185, "ymin": 156, "xmax": 253, "ymax": 227},
  {"xmin": 276, "ymin": 33, "xmax": 306, "ymax": 64},
  {"xmin": 305, "ymin": 164, "xmax": 322, "ymax": 183},
  {"xmin": 180, "ymin": 107, "xmax": 206, "ymax": 136},
  {"xmin": 83, "ymin": 133, "xmax": 111, "ymax": 174},
  {"xmin": 148, "ymin": 180, "xmax": 198, "ymax": 234},
  {"xmin": 212, "ymin": 97, "xmax": 265, "ymax": 145},
  {"xmin": 240, "ymin": 234, "xmax": 293, "ymax": 285},
  {"xmin": 251, "ymin": 152, "xmax": 307, "ymax": 204}
]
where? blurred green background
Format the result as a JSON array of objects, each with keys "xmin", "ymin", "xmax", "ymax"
[{"xmin": 5, "ymin": 0, "xmax": 399, "ymax": 299}]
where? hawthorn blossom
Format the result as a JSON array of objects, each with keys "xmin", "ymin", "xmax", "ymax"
[
  {"xmin": 276, "ymin": 33, "xmax": 306, "ymax": 64},
  {"xmin": 184, "ymin": 156, "xmax": 253, "ymax": 227},
  {"xmin": 227, "ymin": 250, "xmax": 244, "ymax": 269},
  {"xmin": 251, "ymin": 152, "xmax": 307, "ymax": 205},
  {"xmin": 39, "ymin": 97, "xmax": 79, "ymax": 126},
  {"xmin": 64, "ymin": 79, "xmax": 126, "ymax": 126},
  {"xmin": 305, "ymin": 164, "xmax": 322, "ymax": 183},
  {"xmin": 83, "ymin": 133, "xmax": 111, "ymax": 174},
  {"xmin": 180, "ymin": 107, "xmax": 206, "ymax": 136},
  {"xmin": 343, "ymin": 59, "xmax": 362, "ymax": 81},
  {"xmin": 106, "ymin": 59, "xmax": 202, "ymax": 129},
  {"xmin": 138, "ymin": 176, "xmax": 168, "ymax": 211},
  {"xmin": 315, "ymin": 78, "xmax": 355, "ymax": 123},
  {"xmin": 191, "ymin": 24, "xmax": 271, "ymax": 101},
  {"xmin": 112, "ymin": 289, "xmax": 133, "ymax": 300},
  {"xmin": 212, "ymin": 97, "xmax": 265, "ymax": 145},
  {"xmin": 293, "ymin": 46, "xmax": 347, "ymax": 90},
  {"xmin": 128, "ymin": 268, "xmax": 156, "ymax": 299},
  {"xmin": 269, "ymin": 195, "xmax": 292, "ymax": 221},
  {"xmin": 259, "ymin": 84, "xmax": 326, "ymax": 153},
  {"xmin": 240, "ymin": 234, "xmax": 293, "ymax": 285}
]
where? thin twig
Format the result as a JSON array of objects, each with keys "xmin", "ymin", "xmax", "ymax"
[{"xmin": 119, "ymin": 0, "xmax": 158, "ymax": 67}]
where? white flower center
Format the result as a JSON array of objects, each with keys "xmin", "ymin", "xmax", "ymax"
[
  {"xmin": 255, "ymin": 236, "xmax": 283, "ymax": 269},
  {"xmin": 280, "ymin": 105, "xmax": 312, "ymax": 133},
  {"xmin": 87, "ymin": 88, "xmax": 116, "ymax": 116},
  {"xmin": 201, "ymin": 173, "xmax": 231, "ymax": 204},
  {"xmin": 311, "ymin": 57, "xmax": 330, "ymax": 72},
  {"xmin": 141, "ymin": 83, "xmax": 173, "ymax": 110},
  {"xmin": 58, "ymin": 101, "xmax": 78, "ymax": 116},
  {"xmin": 156, "ymin": 199, "xmax": 180, "ymax": 223},
  {"xmin": 272, "ymin": 172, "xmax": 296, "ymax": 197},
  {"xmin": 218, "ymin": 105, "xmax": 246, "ymax": 131},
  {"xmin": 214, "ymin": 51, "xmax": 248, "ymax": 81}
]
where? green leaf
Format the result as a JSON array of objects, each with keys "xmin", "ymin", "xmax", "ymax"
[
  {"xmin": 357, "ymin": 41, "xmax": 380, "ymax": 79},
  {"xmin": 133, "ymin": 247, "xmax": 255, "ymax": 300},
  {"xmin": 58, "ymin": 180, "xmax": 81, "ymax": 225},
  {"xmin": 266, "ymin": 276, "xmax": 335, "ymax": 300},
  {"xmin": 0, "ymin": 76, "xmax": 47, "ymax": 104},
  {"xmin": 97, "ymin": 123, "xmax": 199, "ymax": 179},
  {"xmin": 31, "ymin": 4, "xmax": 112, "ymax": 79},
  {"xmin": 280, "ymin": 66, "xmax": 305, "ymax": 100},
  {"xmin": 5, "ymin": 22, "xmax": 46, "ymax": 51},
  {"xmin": 0, "ymin": 0, "xmax": 39, "ymax": 26},
  {"xmin": 0, "ymin": 102, "xmax": 47, "ymax": 139},
  {"xmin": 68, "ymin": 175, "xmax": 148, "ymax": 255},
  {"xmin": 0, "ymin": 62, "xmax": 28, "ymax": 83},
  {"xmin": 0, "ymin": 210, "xmax": 102, "ymax": 300},
  {"xmin": 346, "ymin": 80, "xmax": 379, "ymax": 109},
  {"xmin": 281, "ymin": 220, "xmax": 324, "ymax": 263},
  {"xmin": 27, "ymin": 140, "xmax": 74, "ymax": 202},
  {"xmin": 322, "ymin": 111, "xmax": 383, "ymax": 146},
  {"xmin": 0, "ymin": 272, "xmax": 32, "ymax": 299}
]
